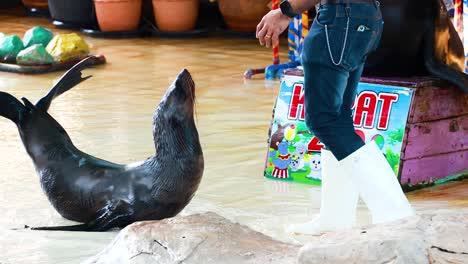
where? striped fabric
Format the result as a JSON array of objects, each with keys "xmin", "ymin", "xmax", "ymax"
[
  {"xmin": 288, "ymin": 11, "xmax": 309, "ymax": 62},
  {"xmin": 454, "ymin": 0, "xmax": 463, "ymax": 36},
  {"xmin": 300, "ymin": 11, "xmax": 309, "ymax": 56},
  {"xmin": 272, "ymin": 0, "xmax": 281, "ymax": 65},
  {"xmin": 272, "ymin": 167, "xmax": 290, "ymax": 179},
  {"xmin": 287, "ymin": 12, "xmax": 309, "ymax": 63}
]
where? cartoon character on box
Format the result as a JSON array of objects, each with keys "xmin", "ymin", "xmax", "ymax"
[
  {"xmin": 284, "ymin": 124, "xmax": 297, "ymax": 141},
  {"xmin": 270, "ymin": 123, "xmax": 290, "ymax": 150},
  {"xmin": 306, "ymin": 153, "xmax": 322, "ymax": 180},
  {"xmin": 270, "ymin": 141, "xmax": 292, "ymax": 179},
  {"xmin": 290, "ymin": 142, "xmax": 307, "ymax": 172}
]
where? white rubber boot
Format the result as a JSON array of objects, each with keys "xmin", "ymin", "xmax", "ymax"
[
  {"xmin": 342, "ymin": 141, "xmax": 414, "ymax": 224},
  {"xmin": 287, "ymin": 148, "xmax": 359, "ymax": 234}
]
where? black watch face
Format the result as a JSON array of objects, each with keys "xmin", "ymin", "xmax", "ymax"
[{"xmin": 280, "ymin": 1, "xmax": 294, "ymax": 18}]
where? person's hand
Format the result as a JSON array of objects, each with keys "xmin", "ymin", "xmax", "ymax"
[{"xmin": 256, "ymin": 9, "xmax": 290, "ymax": 48}]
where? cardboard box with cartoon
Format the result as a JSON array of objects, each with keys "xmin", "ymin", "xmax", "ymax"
[{"xmin": 264, "ymin": 71, "xmax": 414, "ymax": 185}]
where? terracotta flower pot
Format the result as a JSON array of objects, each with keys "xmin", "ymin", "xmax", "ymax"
[
  {"xmin": 22, "ymin": 0, "xmax": 48, "ymax": 12},
  {"xmin": 152, "ymin": 0, "xmax": 199, "ymax": 32},
  {"xmin": 218, "ymin": 0, "xmax": 270, "ymax": 32},
  {"xmin": 94, "ymin": 0, "xmax": 142, "ymax": 32},
  {"xmin": 48, "ymin": 0, "xmax": 95, "ymax": 28},
  {"xmin": 22, "ymin": 0, "xmax": 48, "ymax": 9}
]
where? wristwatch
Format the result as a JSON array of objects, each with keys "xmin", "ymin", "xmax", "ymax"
[{"xmin": 279, "ymin": 0, "xmax": 297, "ymax": 18}]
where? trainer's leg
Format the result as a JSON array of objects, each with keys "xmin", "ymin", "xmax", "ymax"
[{"xmin": 304, "ymin": 62, "xmax": 364, "ymax": 160}]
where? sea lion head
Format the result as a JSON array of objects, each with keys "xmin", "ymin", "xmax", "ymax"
[
  {"xmin": 155, "ymin": 69, "xmax": 195, "ymax": 123},
  {"xmin": 153, "ymin": 69, "xmax": 201, "ymax": 155}
]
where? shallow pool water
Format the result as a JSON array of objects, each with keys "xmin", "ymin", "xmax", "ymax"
[{"xmin": 0, "ymin": 13, "xmax": 466, "ymax": 264}]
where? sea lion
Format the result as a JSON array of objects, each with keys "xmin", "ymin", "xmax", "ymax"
[
  {"xmin": 363, "ymin": 0, "xmax": 468, "ymax": 93},
  {"xmin": 0, "ymin": 56, "xmax": 204, "ymax": 231}
]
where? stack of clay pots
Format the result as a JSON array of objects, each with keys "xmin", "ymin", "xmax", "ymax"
[
  {"xmin": 93, "ymin": 0, "xmax": 200, "ymax": 32},
  {"xmin": 47, "ymin": 0, "xmax": 142, "ymax": 32},
  {"xmin": 25, "ymin": 0, "xmax": 269, "ymax": 33},
  {"xmin": 92, "ymin": 0, "xmax": 202, "ymax": 32},
  {"xmin": 93, "ymin": 0, "xmax": 143, "ymax": 31},
  {"xmin": 217, "ymin": 0, "xmax": 270, "ymax": 32},
  {"xmin": 152, "ymin": 0, "xmax": 199, "ymax": 31}
]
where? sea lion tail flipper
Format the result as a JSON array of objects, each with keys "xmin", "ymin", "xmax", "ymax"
[
  {"xmin": 0, "ymin": 91, "xmax": 25, "ymax": 123},
  {"xmin": 31, "ymin": 200, "xmax": 132, "ymax": 232},
  {"xmin": 30, "ymin": 224, "xmax": 94, "ymax": 232},
  {"xmin": 423, "ymin": 45, "xmax": 468, "ymax": 93},
  {"xmin": 35, "ymin": 56, "xmax": 96, "ymax": 112},
  {"xmin": 30, "ymin": 216, "xmax": 128, "ymax": 232},
  {"xmin": 423, "ymin": 16, "xmax": 468, "ymax": 93}
]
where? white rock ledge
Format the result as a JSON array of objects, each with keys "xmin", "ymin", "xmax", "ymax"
[
  {"xmin": 85, "ymin": 210, "xmax": 468, "ymax": 264},
  {"xmin": 84, "ymin": 212, "xmax": 300, "ymax": 264},
  {"xmin": 298, "ymin": 210, "xmax": 468, "ymax": 264}
]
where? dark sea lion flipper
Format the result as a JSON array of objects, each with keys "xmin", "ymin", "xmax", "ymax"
[
  {"xmin": 424, "ymin": 47, "xmax": 468, "ymax": 93},
  {"xmin": 80, "ymin": 152, "xmax": 126, "ymax": 170},
  {"xmin": 35, "ymin": 56, "xmax": 96, "ymax": 112},
  {"xmin": 0, "ymin": 91, "xmax": 25, "ymax": 124},
  {"xmin": 31, "ymin": 200, "xmax": 133, "ymax": 232},
  {"xmin": 30, "ymin": 223, "xmax": 93, "ymax": 232}
]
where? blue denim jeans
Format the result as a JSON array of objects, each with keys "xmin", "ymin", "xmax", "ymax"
[{"xmin": 302, "ymin": 2, "xmax": 384, "ymax": 161}]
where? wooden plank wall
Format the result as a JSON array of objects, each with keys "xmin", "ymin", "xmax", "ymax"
[{"xmin": 399, "ymin": 83, "xmax": 468, "ymax": 187}]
